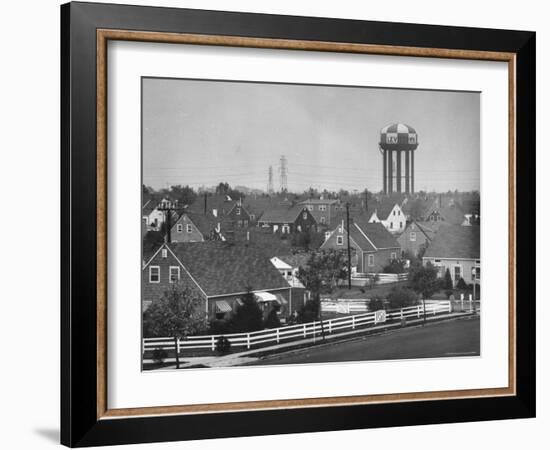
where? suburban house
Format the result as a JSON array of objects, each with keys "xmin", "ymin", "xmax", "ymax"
[
  {"xmin": 270, "ymin": 254, "xmax": 309, "ymax": 315},
  {"xmin": 142, "ymin": 241, "xmax": 292, "ymax": 319},
  {"xmin": 320, "ymin": 219, "xmax": 401, "ymax": 273},
  {"xmin": 298, "ymin": 198, "xmax": 342, "ymax": 227},
  {"xmin": 169, "ymin": 211, "xmax": 222, "ymax": 243},
  {"xmin": 142, "ymin": 197, "xmax": 173, "ymax": 232},
  {"xmin": 257, "ymin": 205, "xmax": 317, "ymax": 234},
  {"xmin": 366, "ymin": 200, "xmax": 406, "ymax": 234},
  {"xmin": 422, "ymin": 225, "xmax": 480, "ymax": 286},
  {"xmin": 397, "ymin": 221, "xmax": 438, "ymax": 257}
]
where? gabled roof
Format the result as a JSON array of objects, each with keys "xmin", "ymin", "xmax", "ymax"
[
  {"xmin": 231, "ymin": 227, "xmax": 295, "ymax": 257},
  {"xmin": 258, "ymin": 204, "xmax": 310, "ymax": 224},
  {"xmin": 353, "ymin": 219, "xmax": 401, "ymax": 249},
  {"xmin": 423, "ymin": 225, "xmax": 480, "ymax": 259},
  {"xmin": 172, "ymin": 211, "xmax": 218, "ymax": 237},
  {"xmin": 367, "ymin": 198, "xmax": 401, "ymax": 220},
  {"xmin": 188, "ymin": 194, "xmax": 237, "ymax": 216},
  {"xmin": 276, "ymin": 253, "xmax": 311, "ymax": 269},
  {"xmin": 429, "ymin": 204, "xmax": 465, "ymax": 225},
  {"xmin": 167, "ymin": 241, "xmax": 289, "ymax": 297},
  {"xmin": 325, "ymin": 219, "xmax": 400, "ymax": 252}
]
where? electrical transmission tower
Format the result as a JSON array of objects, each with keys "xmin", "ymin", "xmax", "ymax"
[
  {"xmin": 267, "ymin": 165, "xmax": 274, "ymax": 194},
  {"xmin": 279, "ymin": 155, "xmax": 288, "ymax": 192}
]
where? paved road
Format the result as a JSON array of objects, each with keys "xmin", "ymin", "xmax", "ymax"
[{"xmin": 246, "ymin": 316, "xmax": 480, "ymax": 366}]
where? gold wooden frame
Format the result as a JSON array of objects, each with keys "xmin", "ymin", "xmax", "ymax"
[{"xmin": 96, "ymin": 29, "xmax": 516, "ymax": 420}]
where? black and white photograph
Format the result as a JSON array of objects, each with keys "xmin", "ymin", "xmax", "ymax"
[{"xmin": 141, "ymin": 77, "xmax": 481, "ymax": 371}]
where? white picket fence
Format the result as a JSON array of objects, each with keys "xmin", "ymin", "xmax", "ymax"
[{"xmin": 143, "ymin": 301, "xmax": 452, "ymax": 354}]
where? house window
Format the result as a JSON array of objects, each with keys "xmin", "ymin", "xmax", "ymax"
[
  {"xmin": 320, "ymin": 217, "xmax": 326, "ymax": 224},
  {"xmin": 454, "ymin": 265, "xmax": 462, "ymax": 282},
  {"xmin": 324, "ymin": 231, "xmax": 331, "ymax": 241},
  {"xmin": 143, "ymin": 216, "xmax": 148, "ymax": 225},
  {"xmin": 176, "ymin": 224, "xmax": 183, "ymax": 232},
  {"xmin": 368, "ymin": 254, "xmax": 374, "ymax": 266},
  {"xmin": 390, "ymin": 252, "xmax": 397, "ymax": 260},
  {"xmin": 149, "ymin": 266, "xmax": 160, "ymax": 283},
  {"xmin": 250, "ymin": 214, "xmax": 255, "ymax": 221},
  {"xmin": 400, "ymin": 222, "xmax": 403, "ymax": 229},
  {"xmin": 237, "ymin": 220, "xmax": 243, "ymax": 227},
  {"xmin": 336, "ymin": 236, "xmax": 344, "ymax": 245},
  {"xmin": 307, "ymin": 205, "xmax": 314, "ymax": 211},
  {"xmin": 303, "ymin": 212, "xmax": 307, "ymax": 220},
  {"xmin": 393, "ymin": 210, "xmax": 396, "ymax": 216},
  {"xmin": 186, "ymin": 224, "xmax": 192, "ymax": 233},
  {"xmin": 161, "ymin": 249, "xmax": 167, "ymax": 258},
  {"xmin": 282, "ymin": 224, "xmax": 290, "ymax": 234},
  {"xmin": 410, "ymin": 232, "xmax": 416, "ymax": 241},
  {"xmin": 236, "ymin": 207, "xmax": 241, "ymax": 215},
  {"xmin": 390, "ymin": 222, "xmax": 393, "ymax": 229},
  {"xmin": 319, "ymin": 205, "xmax": 326, "ymax": 211},
  {"xmin": 169, "ymin": 266, "xmax": 180, "ymax": 283},
  {"xmin": 476, "ymin": 266, "xmax": 481, "ymax": 279}
]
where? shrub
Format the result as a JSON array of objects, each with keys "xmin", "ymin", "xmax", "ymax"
[
  {"xmin": 368, "ymin": 296, "xmax": 386, "ymax": 312},
  {"xmin": 209, "ymin": 319, "xmax": 231, "ymax": 335},
  {"xmin": 229, "ymin": 289, "xmax": 264, "ymax": 333},
  {"xmin": 215, "ymin": 336, "xmax": 231, "ymax": 355},
  {"xmin": 387, "ymin": 286, "xmax": 418, "ymax": 309},
  {"xmin": 264, "ymin": 308, "xmax": 281, "ymax": 329},
  {"xmin": 298, "ymin": 299, "xmax": 319, "ymax": 323},
  {"xmin": 152, "ymin": 347, "xmax": 167, "ymax": 364},
  {"xmin": 456, "ymin": 277, "xmax": 468, "ymax": 290},
  {"xmin": 382, "ymin": 259, "xmax": 406, "ymax": 274},
  {"xmin": 444, "ymin": 269, "xmax": 453, "ymax": 290},
  {"xmin": 445, "ymin": 289, "xmax": 454, "ymax": 299}
]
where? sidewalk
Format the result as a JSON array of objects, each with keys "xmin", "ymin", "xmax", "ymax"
[{"xmin": 144, "ymin": 311, "xmax": 476, "ymax": 370}]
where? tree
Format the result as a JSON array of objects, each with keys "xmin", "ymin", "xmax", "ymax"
[
  {"xmin": 291, "ymin": 230, "xmax": 324, "ymax": 251},
  {"xmin": 382, "ymin": 259, "xmax": 406, "ymax": 274},
  {"xmin": 143, "ymin": 231, "xmax": 164, "ymax": 253},
  {"xmin": 296, "ymin": 250, "xmax": 348, "ymax": 333},
  {"xmin": 229, "ymin": 288, "xmax": 263, "ymax": 333},
  {"xmin": 444, "ymin": 268, "xmax": 453, "ymax": 290},
  {"xmin": 408, "ymin": 262, "xmax": 440, "ymax": 299},
  {"xmin": 169, "ymin": 184, "xmax": 197, "ymax": 206},
  {"xmin": 143, "ymin": 284, "xmax": 208, "ymax": 338},
  {"xmin": 387, "ymin": 286, "xmax": 418, "ymax": 309}
]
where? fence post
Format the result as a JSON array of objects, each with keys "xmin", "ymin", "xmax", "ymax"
[
  {"xmin": 469, "ymin": 294, "xmax": 473, "ymax": 313},
  {"xmin": 174, "ymin": 336, "xmax": 180, "ymax": 369},
  {"xmin": 328, "ymin": 320, "xmax": 332, "ymax": 334},
  {"xmin": 400, "ymin": 309, "xmax": 403, "ymax": 320},
  {"xmin": 247, "ymin": 333, "xmax": 251, "ymax": 349},
  {"xmin": 448, "ymin": 301, "xmax": 452, "ymax": 313},
  {"xmin": 276, "ymin": 328, "xmax": 280, "ymax": 344},
  {"xmin": 211, "ymin": 335, "xmax": 215, "ymax": 351},
  {"xmin": 417, "ymin": 305, "xmax": 421, "ymax": 318},
  {"xmin": 303, "ymin": 323, "xmax": 306, "ymax": 338}
]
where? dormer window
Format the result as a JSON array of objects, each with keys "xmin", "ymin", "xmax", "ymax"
[
  {"xmin": 236, "ymin": 207, "xmax": 241, "ymax": 215},
  {"xmin": 176, "ymin": 224, "xmax": 183, "ymax": 233},
  {"xmin": 186, "ymin": 224, "xmax": 192, "ymax": 233},
  {"xmin": 336, "ymin": 236, "xmax": 344, "ymax": 245},
  {"xmin": 161, "ymin": 249, "xmax": 167, "ymax": 258}
]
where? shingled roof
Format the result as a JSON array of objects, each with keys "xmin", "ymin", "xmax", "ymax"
[
  {"xmin": 168, "ymin": 241, "xmax": 289, "ymax": 297},
  {"xmin": 353, "ymin": 219, "xmax": 401, "ymax": 249},
  {"xmin": 424, "ymin": 225, "xmax": 480, "ymax": 259},
  {"xmin": 258, "ymin": 204, "xmax": 309, "ymax": 224}
]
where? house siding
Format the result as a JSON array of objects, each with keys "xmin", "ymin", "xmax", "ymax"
[
  {"xmin": 422, "ymin": 257, "xmax": 480, "ymax": 286},
  {"xmin": 363, "ymin": 248, "xmax": 399, "ymax": 273},
  {"xmin": 320, "ymin": 228, "xmax": 362, "ymax": 271},
  {"xmin": 142, "ymin": 249, "xmax": 206, "ymax": 311},
  {"xmin": 397, "ymin": 225, "xmax": 430, "ymax": 257},
  {"xmin": 171, "ymin": 214, "xmax": 204, "ymax": 243}
]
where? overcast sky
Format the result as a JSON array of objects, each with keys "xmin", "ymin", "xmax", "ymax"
[{"xmin": 142, "ymin": 78, "xmax": 480, "ymax": 193}]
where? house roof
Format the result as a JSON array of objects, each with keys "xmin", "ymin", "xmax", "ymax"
[
  {"xmin": 172, "ymin": 211, "xmax": 217, "ymax": 237},
  {"xmin": 431, "ymin": 204, "xmax": 465, "ymax": 225},
  {"xmin": 298, "ymin": 198, "xmax": 339, "ymax": 205},
  {"xmin": 168, "ymin": 241, "xmax": 289, "ymax": 297},
  {"xmin": 353, "ymin": 219, "xmax": 401, "ymax": 249},
  {"xmin": 258, "ymin": 204, "xmax": 310, "ymax": 224},
  {"xmin": 367, "ymin": 198, "xmax": 400, "ymax": 220},
  {"xmin": 188, "ymin": 194, "xmax": 237, "ymax": 216},
  {"xmin": 423, "ymin": 225, "xmax": 480, "ymax": 259},
  {"xmin": 324, "ymin": 218, "xmax": 400, "ymax": 252},
  {"xmin": 276, "ymin": 253, "xmax": 311, "ymax": 269}
]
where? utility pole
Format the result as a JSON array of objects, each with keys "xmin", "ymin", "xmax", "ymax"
[
  {"xmin": 346, "ymin": 202, "xmax": 352, "ymax": 290},
  {"xmin": 157, "ymin": 200, "xmax": 185, "ymax": 243},
  {"xmin": 267, "ymin": 166, "xmax": 274, "ymax": 194}
]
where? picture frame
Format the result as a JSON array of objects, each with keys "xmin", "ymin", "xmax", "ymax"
[{"xmin": 61, "ymin": 1, "xmax": 535, "ymax": 447}]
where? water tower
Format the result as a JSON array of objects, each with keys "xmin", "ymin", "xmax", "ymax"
[{"xmin": 379, "ymin": 123, "xmax": 418, "ymax": 195}]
